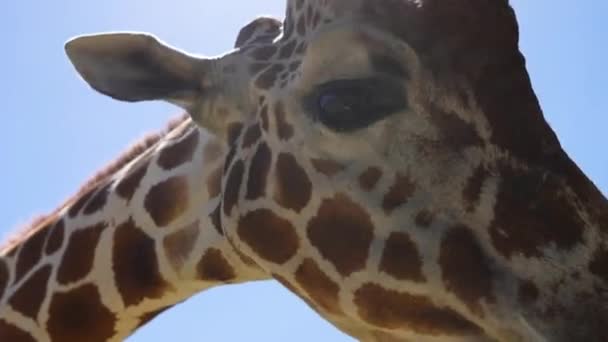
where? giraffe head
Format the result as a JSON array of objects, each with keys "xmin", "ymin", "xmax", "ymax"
[{"xmin": 67, "ymin": 0, "xmax": 608, "ymax": 340}]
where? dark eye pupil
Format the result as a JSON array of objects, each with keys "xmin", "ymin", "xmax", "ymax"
[
  {"xmin": 319, "ymin": 93, "xmax": 355, "ymax": 115},
  {"xmin": 310, "ymin": 78, "xmax": 406, "ymax": 132}
]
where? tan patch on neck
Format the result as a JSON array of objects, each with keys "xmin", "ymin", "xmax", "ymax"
[
  {"xmin": 354, "ymin": 283, "xmax": 481, "ymax": 335},
  {"xmin": 295, "ymin": 258, "xmax": 343, "ymax": 315},
  {"xmin": 9, "ymin": 265, "xmax": 51, "ymax": 320},
  {"xmin": 163, "ymin": 221, "xmax": 200, "ymax": 271},
  {"xmin": 196, "ymin": 248, "xmax": 236, "ymax": 282},
  {"xmin": 47, "ymin": 284, "xmax": 117, "ymax": 342},
  {"xmin": 202, "ymin": 140, "xmax": 224, "ymax": 165},
  {"xmin": 0, "ymin": 320, "xmax": 36, "ymax": 342},
  {"xmin": 57, "ymin": 222, "xmax": 106, "ymax": 285},
  {"xmin": 307, "ymin": 193, "xmax": 374, "ymax": 277},
  {"xmin": 144, "ymin": 176, "xmax": 190, "ymax": 228}
]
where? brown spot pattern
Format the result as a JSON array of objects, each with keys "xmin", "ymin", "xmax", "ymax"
[
  {"xmin": 383, "ymin": 173, "xmax": 416, "ymax": 213},
  {"xmin": 439, "ymin": 226, "xmax": 494, "ymax": 315},
  {"xmin": 274, "ymin": 153, "xmax": 312, "ymax": 213},
  {"xmin": 359, "ymin": 167, "xmax": 383, "ymax": 191},
  {"xmin": 68, "ymin": 187, "xmax": 96, "ymax": 218},
  {"xmin": 47, "ymin": 284, "xmax": 116, "ymax": 342},
  {"xmin": 307, "ymin": 194, "xmax": 374, "ymax": 277},
  {"xmin": 429, "ymin": 106, "xmax": 483, "ymax": 150},
  {"xmin": 226, "ymin": 122, "xmax": 244, "ymax": 146},
  {"xmin": 45, "ymin": 219, "xmax": 65, "ymax": 255},
  {"xmin": 260, "ymin": 104, "xmax": 270, "ymax": 132},
  {"xmin": 250, "ymin": 45, "xmax": 277, "ymax": 60},
  {"xmin": 295, "ymin": 258, "xmax": 342, "ymax": 315},
  {"xmin": 57, "ymin": 222, "xmax": 106, "ymax": 284},
  {"xmin": 0, "ymin": 320, "xmax": 36, "ymax": 342},
  {"xmin": 256, "ymin": 64, "xmax": 284, "ymax": 89},
  {"xmin": 237, "ymin": 209, "xmax": 299, "ymax": 264},
  {"xmin": 9, "ymin": 265, "xmax": 51, "ymax": 320},
  {"xmin": 415, "ymin": 210, "xmax": 435, "ymax": 228},
  {"xmin": 249, "ymin": 62, "xmax": 271, "ymax": 75},
  {"xmin": 113, "ymin": 218, "xmax": 169, "ymax": 307},
  {"xmin": 489, "ymin": 166, "xmax": 585, "ymax": 258},
  {"xmin": 380, "ymin": 232, "xmax": 425, "ymax": 282},
  {"xmin": 0, "ymin": 260, "xmax": 7, "ymax": 300},
  {"xmin": 462, "ymin": 165, "xmax": 489, "ymax": 212},
  {"xmin": 274, "ymin": 101, "xmax": 294, "ymax": 140},
  {"xmin": 589, "ymin": 247, "xmax": 608, "ymax": 283},
  {"xmin": 296, "ymin": 14, "xmax": 307, "ymax": 36},
  {"xmin": 196, "ymin": 248, "xmax": 236, "ymax": 282},
  {"xmin": 518, "ymin": 280, "xmax": 539, "ymax": 305},
  {"xmin": 144, "ymin": 176, "xmax": 190, "ymax": 227},
  {"xmin": 354, "ymin": 283, "xmax": 481, "ymax": 335},
  {"xmin": 223, "ymin": 160, "xmax": 244, "ymax": 216},
  {"xmin": 157, "ymin": 129, "xmax": 200, "ymax": 170},
  {"xmin": 279, "ymin": 40, "xmax": 297, "ymax": 59},
  {"xmin": 242, "ymin": 124, "xmax": 262, "ymax": 149},
  {"xmin": 209, "ymin": 204, "xmax": 223, "ymax": 236},
  {"xmin": 311, "ymin": 159, "xmax": 344, "ymax": 177},
  {"xmin": 83, "ymin": 183, "xmax": 111, "ymax": 215},
  {"xmin": 15, "ymin": 226, "xmax": 47, "ymax": 283},
  {"xmin": 206, "ymin": 166, "xmax": 223, "ymax": 198},
  {"xmin": 246, "ymin": 143, "xmax": 272, "ymax": 200},
  {"xmin": 163, "ymin": 221, "xmax": 200, "ymax": 271},
  {"xmin": 116, "ymin": 160, "xmax": 149, "ymax": 202}
]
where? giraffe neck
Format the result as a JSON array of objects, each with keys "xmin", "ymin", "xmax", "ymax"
[
  {"xmin": 483, "ymin": 148, "xmax": 608, "ymax": 340},
  {"xmin": 0, "ymin": 118, "xmax": 265, "ymax": 342}
]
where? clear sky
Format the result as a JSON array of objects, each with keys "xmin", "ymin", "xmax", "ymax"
[{"xmin": 0, "ymin": 1, "xmax": 606, "ymax": 341}]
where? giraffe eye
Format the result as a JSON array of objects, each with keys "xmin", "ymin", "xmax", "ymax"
[{"xmin": 312, "ymin": 78, "xmax": 407, "ymax": 132}]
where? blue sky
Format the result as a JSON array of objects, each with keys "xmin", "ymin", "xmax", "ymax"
[{"xmin": 0, "ymin": 1, "xmax": 606, "ymax": 341}]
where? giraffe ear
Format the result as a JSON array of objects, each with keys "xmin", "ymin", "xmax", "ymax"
[{"xmin": 65, "ymin": 32, "xmax": 209, "ymax": 109}]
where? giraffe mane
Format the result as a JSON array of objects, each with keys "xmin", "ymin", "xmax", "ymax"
[{"xmin": 1, "ymin": 113, "xmax": 191, "ymax": 255}]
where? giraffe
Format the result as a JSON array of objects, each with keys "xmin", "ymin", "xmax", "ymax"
[
  {"xmin": 2, "ymin": 1, "xmax": 607, "ymax": 342},
  {"xmin": 0, "ymin": 21, "xmax": 283, "ymax": 342}
]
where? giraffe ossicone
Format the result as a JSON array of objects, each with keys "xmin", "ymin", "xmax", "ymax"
[{"xmin": 3, "ymin": 0, "xmax": 608, "ymax": 341}]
